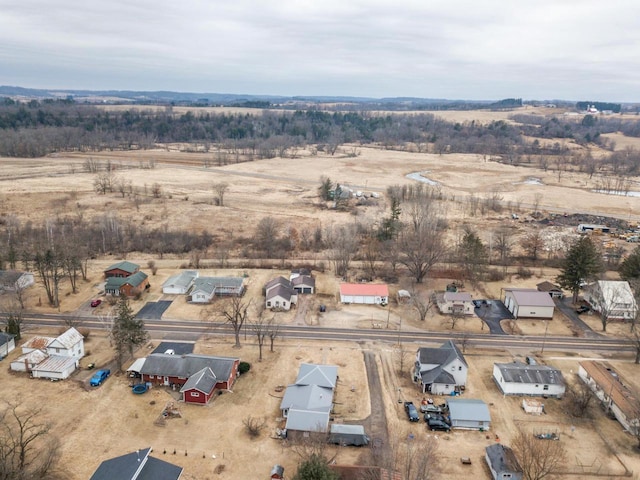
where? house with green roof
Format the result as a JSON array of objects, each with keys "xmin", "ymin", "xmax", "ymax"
[{"xmin": 104, "ymin": 261, "xmax": 140, "ymax": 279}]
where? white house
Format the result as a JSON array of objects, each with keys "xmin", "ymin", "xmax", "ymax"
[
  {"xmin": 162, "ymin": 270, "xmax": 198, "ymax": 294},
  {"xmin": 189, "ymin": 278, "xmax": 217, "ymax": 303},
  {"xmin": 437, "ymin": 291, "xmax": 474, "ymax": 315},
  {"xmin": 45, "ymin": 327, "xmax": 84, "ymax": 358},
  {"xmin": 503, "ymin": 288, "xmax": 555, "ymax": 319},
  {"xmin": 413, "ymin": 340, "xmax": 467, "ymax": 395},
  {"xmin": 10, "ymin": 328, "xmax": 84, "ymax": 380},
  {"xmin": 578, "ymin": 361, "xmax": 640, "ymax": 433},
  {"xmin": 0, "ymin": 332, "xmax": 15, "ymax": 358},
  {"xmin": 493, "ymin": 362, "xmax": 565, "ymax": 398},
  {"xmin": 339, "ymin": 283, "xmax": 388, "ymax": 305},
  {"xmin": 584, "ymin": 280, "xmax": 637, "ymax": 321},
  {"xmin": 11, "ymin": 350, "xmax": 49, "ymax": 373},
  {"xmin": 265, "ymin": 277, "xmax": 298, "ymax": 311}
]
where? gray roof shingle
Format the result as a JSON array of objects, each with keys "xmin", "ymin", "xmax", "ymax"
[
  {"xmin": 89, "ymin": 447, "xmax": 183, "ymax": 480},
  {"xmin": 179, "ymin": 367, "xmax": 217, "ymax": 394},
  {"xmin": 140, "ymin": 354, "xmax": 238, "ymax": 381},
  {"xmin": 495, "ymin": 362, "xmax": 565, "ymax": 386}
]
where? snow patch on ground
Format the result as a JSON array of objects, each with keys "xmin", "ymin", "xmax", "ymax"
[{"xmin": 406, "ymin": 171, "xmax": 439, "ymax": 185}]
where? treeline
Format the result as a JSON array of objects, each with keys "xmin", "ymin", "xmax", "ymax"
[
  {"xmin": 0, "ymin": 98, "xmax": 532, "ymax": 158},
  {"xmin": 576, "ymin": 101, "xmax": 622, "ymax": 113}
]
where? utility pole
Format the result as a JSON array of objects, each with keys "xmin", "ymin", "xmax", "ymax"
[{"xmin": 540, "ymin": 320, "xmax": 549, "ymax": 355}]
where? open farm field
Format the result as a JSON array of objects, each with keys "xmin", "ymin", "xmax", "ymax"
[{"xmin": 3, "ymin": 107, "xmax": 640, "ymax": 480}]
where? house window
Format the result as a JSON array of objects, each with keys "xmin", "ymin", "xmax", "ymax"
[
  {"xmin": 458, "ymin": 366, "xmax": 462, "ymax": 371},
  {"xmin": 191, "ymin": 392, "xmax": 200, "ymax": 397},
  {"xmin": 543, "ymin": 385, "xmax": 549, "ymax": 391},
  {"xmin": 267, "ymin": 302, "xmax": 271, "ymax": 307}
]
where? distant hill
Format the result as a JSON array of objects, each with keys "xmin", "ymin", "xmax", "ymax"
[{"xmin": 0, "ymin": 85, "xmax": 524, "ymax": 110}]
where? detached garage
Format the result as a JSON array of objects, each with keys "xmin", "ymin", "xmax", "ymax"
[
  {"xmin": 447, "ymin": 398, "xmax": 491, "ymax": 430},
  {"xmin": 340, "ymin": 284, "xmax": 389, "ymax": 305},
  {"xmin": 504, "ymin": 288, "xmax": 555, "ymax": 319}
]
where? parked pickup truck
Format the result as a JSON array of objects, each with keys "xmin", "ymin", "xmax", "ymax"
[{"xmin": 420, "ymin": 403, "xmax": 443, "ymax": 414}]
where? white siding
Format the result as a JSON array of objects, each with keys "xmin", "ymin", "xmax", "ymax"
[{"xmin": 492, "ymin": 365, "xmax": 565, "ymax": 397}]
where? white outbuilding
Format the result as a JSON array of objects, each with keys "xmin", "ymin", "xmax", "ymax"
[
  {"xmin": 503, "ymin": 288, "xmax": 555, "ymax": 319},
  {"xmin": 493, "ymin": 362, "xmax": 565, "ymax": 398}
]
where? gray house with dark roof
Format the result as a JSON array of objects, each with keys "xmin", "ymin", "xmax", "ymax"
[
  {"xmin": 89, "ymin": 447, "xmax": 183, "ymax": 480},
  {"xmin": 189, "ymin": 276, "xmax": 245, "ymax": 303},
  {"xmin": 493, "ymin": 362, "xmax": 565, "ymax": 398},
  {"xmin": 265, "ymin": 276, "xmax": 298, "ymax": 311},
  {"xmin": 414, "ymin": 340, "xmax": 467, "ymax": 394},
  {"xmin": 485, "ymin": 443, "xmax": 523, "ymax": 480}
]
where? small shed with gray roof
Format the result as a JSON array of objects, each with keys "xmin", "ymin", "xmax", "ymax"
[
  {"xmin": 447, "ymin": 398, "xmax": 491, "ymax": 430},
  {"xmin": 504, "ymin": 288, "xmax": 555, "ymax": 319},
  {"xmin": 493, "ymin": 362, "xmax": 565, "ymax": 398}
]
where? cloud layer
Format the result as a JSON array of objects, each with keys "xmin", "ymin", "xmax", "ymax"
[{"xmin": 1, "ymin": 0, "xmax": 638, "ymax": 100}]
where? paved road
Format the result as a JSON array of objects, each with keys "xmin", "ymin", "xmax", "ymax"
[{"xmin": 21, "ymin": 312, "xmax": 637, "ymax": 355}]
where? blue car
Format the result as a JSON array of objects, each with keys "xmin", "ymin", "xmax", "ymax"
[{"xmin": 90, "ymin": 369, "xmax": 111, "ymax": 387}]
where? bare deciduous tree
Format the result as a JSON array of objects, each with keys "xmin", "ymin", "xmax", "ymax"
[
  {"xmin": 521, "ymin": 229, "xmax": 545, "ymax": 261},
  {"xmin": 267, "ymin": 315, "xmax": 280, "ymax": 352},
  {"xmin": 0, "ymin": 401, "xmax": 64, "ymax": 479},
  {"xmin": 213, "ymin": 182, "xmax": 229, "ymax": 206},
  {"xmin": 220, "ymin": 296, "xmax": 251, "ymax": 348},
  {"xmin": 398, "ymin": 203, "xmax": 447, "ymax": 283},
  {"xmin": 565, "ymin": 380, "xmax": 594, "ymax": 417},
  {"xmin": 242, "ymin": 415, "xmax": 267, "ymax": 439},
  {"xmin": 511, "ymin": 426, "xmax": 566, "ymax": 480},
  {"xmin": 325, "ymin": 224, "xmax": 359, "ymax": 277},
  {"xmin": 410, "ymin": 288, "xmax": 434, "ymax": 322}
]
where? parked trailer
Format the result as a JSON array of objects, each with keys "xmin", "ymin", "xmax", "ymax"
[{"xmin": 329, "ymin": 424, "xmax": 370, "ymax": 446}]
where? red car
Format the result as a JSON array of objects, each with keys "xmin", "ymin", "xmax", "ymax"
[{"xmin": 90, "ymin": 299, "xmax": 102, "ymax": 307}]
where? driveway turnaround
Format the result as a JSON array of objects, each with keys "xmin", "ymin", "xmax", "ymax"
[{"xmin": 474, "ymin": 300, "xmax": 513, "ymax": 335}]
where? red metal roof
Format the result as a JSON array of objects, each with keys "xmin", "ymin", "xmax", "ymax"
[{"xmin": 340, "ymin": 283, "xmax": 388, "ymax": 296}]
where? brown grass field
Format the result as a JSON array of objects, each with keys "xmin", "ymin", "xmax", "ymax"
[{"xmin": 2, "ymin": 107, "xmax": 640, "ymax": 479}]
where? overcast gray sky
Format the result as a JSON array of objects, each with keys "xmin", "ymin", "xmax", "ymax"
[{"xmin": 1, "ymin": 0, "xmax": 638, "ymax": 101}]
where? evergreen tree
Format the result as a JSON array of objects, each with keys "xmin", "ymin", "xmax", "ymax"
[
  {"xmin": 293, "ymin": 454, "xmax": 339, "ymax": 480},
  {"xmin": 459, "ymin": 228, "xmax": 488, "ymax": 281},
  {"xmin": 619, "ymin": 245, "xmax": 640, "ymax": 282},
  {"xmin": 556, "ymin": 236, "xmax": 602, "ymax": 303},
  {"xmin": 111, "ymin": 296, "xmax": 148, "ymax": 370}
]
